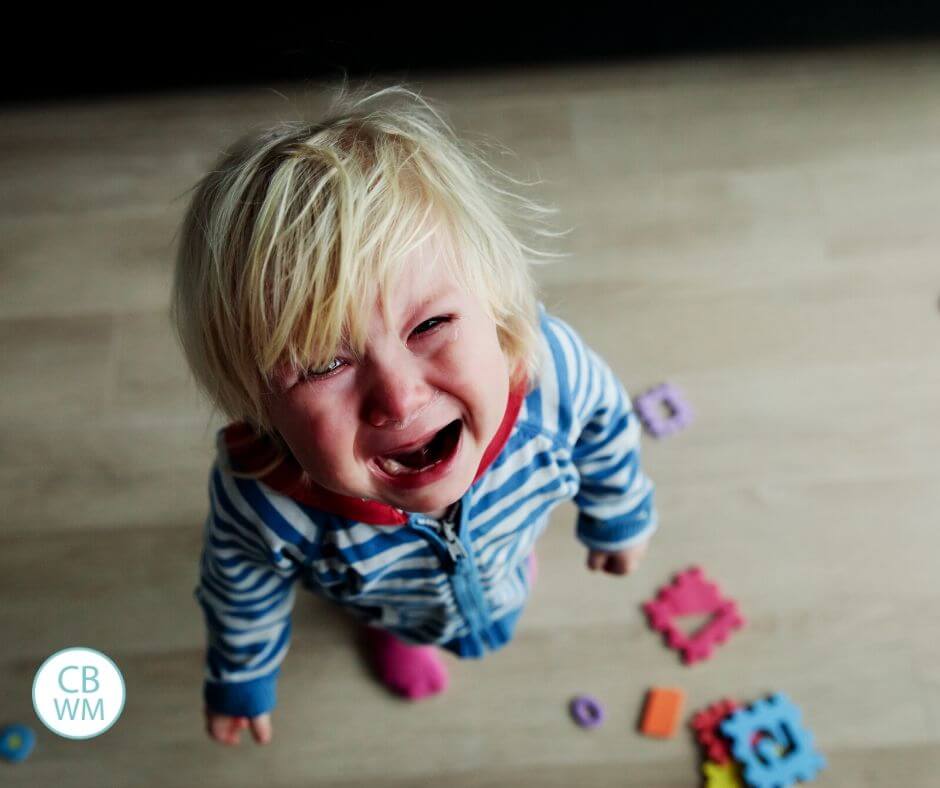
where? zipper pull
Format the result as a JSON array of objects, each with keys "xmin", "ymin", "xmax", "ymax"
[{"xmin": 439, "ymin": 505, "xmax": 463, "ymax": 565}]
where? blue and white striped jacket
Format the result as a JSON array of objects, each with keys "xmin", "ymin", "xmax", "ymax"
[{"xmin": 196, "ymin": 304, "xmax": 657, "ymax": 717}]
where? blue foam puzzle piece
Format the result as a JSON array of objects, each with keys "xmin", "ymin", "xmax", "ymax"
[
  {"xmin": 720, "ymin": 693, "xmax": 826, "ymax": 787},
  {"xmin": 0, "ymin": 723, "xmax": 36, "ymax": 763}
]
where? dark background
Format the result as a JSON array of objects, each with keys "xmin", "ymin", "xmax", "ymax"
[{"xmin": 5, "ymin": 3, "xmax": 940, "ymax": 104}]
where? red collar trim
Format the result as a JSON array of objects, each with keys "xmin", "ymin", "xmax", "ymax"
[{"xmin": 221, "ymin": 380, "xmax": 527, "ymax": 525}]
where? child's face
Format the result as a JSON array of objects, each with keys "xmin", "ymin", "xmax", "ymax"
[{"xmin": 263, "ymin": 238, "xmax": 511, "ymax": 516}]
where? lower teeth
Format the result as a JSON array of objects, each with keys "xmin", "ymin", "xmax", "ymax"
[
  {"xmin": 377, "ymin": 455, "xmax": 442, "ymax": 476},
  {"xmin": 376, "ymin": 420, "xmax": 460, "ymax": 477}
]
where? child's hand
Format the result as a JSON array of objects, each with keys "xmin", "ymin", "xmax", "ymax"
[
  {"xmin": 204, "ymin": 706, "xmax": 272, "ymax": 746},
  {"xmin": 586, "ymin": 538, "xmax": 650, "ymax": 576}
]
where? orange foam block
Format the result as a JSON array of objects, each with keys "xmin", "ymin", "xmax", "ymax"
[{"xmin": 640, "ymin": 687, "xmax": 685, "ymax": 738}]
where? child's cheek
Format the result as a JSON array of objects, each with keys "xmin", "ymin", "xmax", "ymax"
[
  {"xmin": 439, "ymin": 317, "xmax": 509, "ymax": 394},
  {"xmin": 284, "ymin": 398, "xmax": 343, "ymax": 456},
  {"xmin": 431, "ymin": 321, "xmax": 466, "ymax": 370}
]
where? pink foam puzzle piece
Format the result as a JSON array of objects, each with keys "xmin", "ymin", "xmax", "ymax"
[
  {"xmin": 643, "ymin": 566, "xmax": 745, "ymax": 665},
  {"xmin": 657, "ymin": 566, "xmax": 723, "ymax": 613}
]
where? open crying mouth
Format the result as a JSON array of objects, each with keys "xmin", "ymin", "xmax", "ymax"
[{"xmin": 375, "ymin": 419, "xmax": 462, "ymax": 476}]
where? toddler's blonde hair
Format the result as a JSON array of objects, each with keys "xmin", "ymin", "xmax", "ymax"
[{"xmin": 170, "ymin": 82, "xmax": 565, "ymax": 451}]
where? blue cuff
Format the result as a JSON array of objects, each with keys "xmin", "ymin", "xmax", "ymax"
[
  {"xmin": 576, "ymin": 495, "xmax": 657, "ymax": 552},
  {"xmin": 204, "ymin": 670, "xmax": 279, "ymax": 717}
]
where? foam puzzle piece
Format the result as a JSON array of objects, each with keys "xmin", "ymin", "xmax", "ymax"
[
  {"xmin": 569, "ymin": 694, "xmax": 605, "ymax": 729},
  {"xmin": 639, "ymin": 686, "xmax": 685, "ymax": 738},
  {"xmin": 691, "ymin": 698, "xmax": 742, "ymax": 763},
  {"xmin": 703, "ymin": 760, "xmax": 745, "ymax": 788},
  {"xmin": 643, "ymin": 566, "xmax": 745, "ymax": 665},
  {"xmin": 720, "ymin": 693, "xmax": 826, "ymax": 788},
  {"xmin": 0, "ymin": 723, "xmax": 36, "ymax": 764},
  {"xmin": 634, "ymin": 382, "xmax": 693, "ymax": 438}
]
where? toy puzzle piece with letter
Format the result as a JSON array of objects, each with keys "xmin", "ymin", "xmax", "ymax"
[
  {"xmin": 643, "ymin": 566, "xmax": 745, "ymax": 665},
  {"xmin": 720, "ymin": 693, "xmax": 826, "ymax": 788}
]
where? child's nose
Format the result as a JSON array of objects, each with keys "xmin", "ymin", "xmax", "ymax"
[{"xmin": 362, "ymin": 360, "xmax": 438, "ymax": 430}]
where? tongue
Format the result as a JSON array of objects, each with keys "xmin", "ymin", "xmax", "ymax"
[
  {"xmin": 390, "ymin": 443, "xmax": 434, "ymax": 469},
  {"xmin": 386, "ymin": 421, "xmax": 457, "ymax": 468},
  {"xmin": 387, "ymin": 430, "xmax": 442, "ymax": 468}
]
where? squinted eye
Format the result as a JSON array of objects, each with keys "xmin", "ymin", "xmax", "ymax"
[
  {"xmin": 301, "ymin": 357, "xmax": 345, "ymax": 380},
  {"xmin": 295, "ymin": 316, "xmax": 451, "ymax": 386},
  {"xmin": 413, "ymin": 316, "xmax": 450, "ymax": 336}
]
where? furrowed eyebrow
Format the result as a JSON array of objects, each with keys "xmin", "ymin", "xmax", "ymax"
[
  {"xmin": 298, "ymin": 291, "xmax": 452, "ymax": 371},
  {"xmin": 401, "ymin": 290, "xmax": 451, "ymax": 328}
]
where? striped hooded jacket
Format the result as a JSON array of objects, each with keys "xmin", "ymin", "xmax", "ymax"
[{"xmin": 196, "ymin": 304, "xmax": 658, "ymax": 717}]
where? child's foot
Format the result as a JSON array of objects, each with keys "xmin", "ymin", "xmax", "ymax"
[{"xmin": 365, "ymin": 627, "xmax": 449, "ymax": 700}]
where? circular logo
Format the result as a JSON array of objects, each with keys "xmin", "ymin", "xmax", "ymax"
[{"xmin": 32, "ymin": 647, "xmax": 125, "ymax": 739}]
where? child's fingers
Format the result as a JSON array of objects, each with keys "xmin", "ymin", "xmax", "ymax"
[
  {"xmin": 207, "ymin": 713, "xmax": 245, "ymax": 746},
  {"xmin": 249, "ymin": 713, "xmax": 273, "ymax": 744},
  {"xmin": 604, "ymin": 553, "xmax": 629, "ymax": 575},
  {"xmin": 588, "ymin": 545, "xmax": 650, "ymax": 575}
]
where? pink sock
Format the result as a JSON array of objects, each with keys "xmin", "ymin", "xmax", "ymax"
[{"xmin": 366, "ymin": 627, "xmax": 449, "ymax": 700}]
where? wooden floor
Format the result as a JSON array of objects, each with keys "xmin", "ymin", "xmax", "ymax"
[{"xmin": 3, "ymin": 41, "xmax": 940, "ymax": 786}]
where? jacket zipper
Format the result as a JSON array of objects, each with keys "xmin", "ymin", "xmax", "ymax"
[
  {"xmin": 407, "ymin": 497, "xmax": 492, "ymax": 651},
  {"xmin": 439, "ymin": 504, "xmax": 464, "ymax": 568},
  {"xmin": 437, "ymin": 500, "xmax": 492, "ymax": 647}
]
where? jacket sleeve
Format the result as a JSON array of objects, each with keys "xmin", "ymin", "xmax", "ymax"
[
  {"xmin": 542, "ymin": 310, "xmax": 658, "ymax": 552},
  {"xmin": 195, "ymin": 461, "xmax": 302, "ymax": 718}
]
